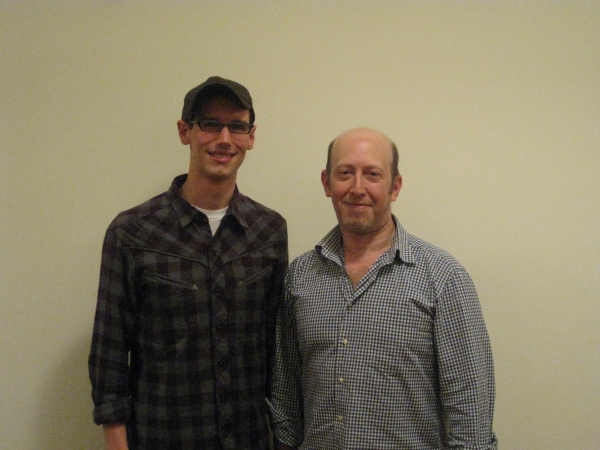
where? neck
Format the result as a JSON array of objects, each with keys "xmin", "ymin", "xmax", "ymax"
[
  {"xmin": 341, "ymin": 218, "xmax": 396, "ymax": 260},
  {"xmin": 340, "ymin": 217, "xmax": 396, "ymax": 290},
  {"xmin": 180, "ymin": 174, "xmax": 236, "ymax": 210}
]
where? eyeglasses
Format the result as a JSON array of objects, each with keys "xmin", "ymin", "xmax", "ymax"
[{"xmin": 191, "ymin": 119, "xmax": 253, "ymax": 135}]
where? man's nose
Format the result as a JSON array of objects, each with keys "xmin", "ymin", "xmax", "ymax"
[
  {"xmin": 215, "ymin": 125, "xmax": 233, "ymax": 144},
  {"xmin": 349, "ymin": 175, "xmax": 366, "ymax": 193}
]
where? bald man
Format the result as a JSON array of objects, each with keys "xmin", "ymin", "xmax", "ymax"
[{"xmin": 268, "ymin": 128, "xmax": 497, "ymax": 450}]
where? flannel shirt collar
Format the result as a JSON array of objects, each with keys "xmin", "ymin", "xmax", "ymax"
[{"xmin": 167, "ymin": 174, "xmax": 250, "ymax": 229}]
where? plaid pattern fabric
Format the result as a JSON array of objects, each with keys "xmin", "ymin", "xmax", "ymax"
[
  {"xmin": 268, "ymin": 216, "xmax": 497, "ymax": 450},
  {"xmin": 89, "ymin": 174, "xmax": 288, "ymax": 450}
]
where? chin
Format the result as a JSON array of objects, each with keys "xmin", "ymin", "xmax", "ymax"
[{"xmin": 340, "ymin": 219, "xmax": 374, "ymax": 235}]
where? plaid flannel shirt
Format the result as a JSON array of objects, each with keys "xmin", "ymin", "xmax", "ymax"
[{"xmin": 89, "ymin": 174, "xmax": 288, "ymax": 450}]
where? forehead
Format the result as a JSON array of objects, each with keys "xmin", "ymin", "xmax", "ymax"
[
  {"xmin": 331, "ymin": 131, "xmax": 393, "ymax": 169},
  {"xmin": 196, "ymin": 95, "xmax": 250, "ymax": 120}
]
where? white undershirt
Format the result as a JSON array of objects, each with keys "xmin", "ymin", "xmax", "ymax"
[{"xmin": 195, "ymin": 206, "xmax": 228, "ymax": 235}]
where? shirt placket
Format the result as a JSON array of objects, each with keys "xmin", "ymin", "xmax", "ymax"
[
  {"xmin": 208, "ymin": 240, "xmax": 235, "ymax": 448},
  {"xmin": 333, "ymin": 267, "xmax": 356, "ymax": 446}
]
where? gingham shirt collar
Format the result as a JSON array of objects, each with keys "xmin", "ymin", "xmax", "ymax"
[{"xmin": 315, "ymin": 215, "xmax": 416, "ymax": 266}]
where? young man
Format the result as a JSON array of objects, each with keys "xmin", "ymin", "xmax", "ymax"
[
  {"xmin": 269, "ymin": 128, "xmax": 497, "ymax": 449},
  {"xmin": 89, "ymin": 76, "xmax": 288, "ymax": 450}
]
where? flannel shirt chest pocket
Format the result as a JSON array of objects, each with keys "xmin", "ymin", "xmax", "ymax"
[
  {"xmin": 130, "ymin": 248, "xmax": 207, "ymax": 356},
  {"xmin": 220, "ymin": 246, "xmax": 279, "ymax": 334}
]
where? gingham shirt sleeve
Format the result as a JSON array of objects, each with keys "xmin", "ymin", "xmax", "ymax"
[
  {"xmin": 267, "ymin": 259, "xmax": 305, "ymax": 447},
  {"xmin": 435, "ymin": 266, "xmax": 498, "ymax": 449}
]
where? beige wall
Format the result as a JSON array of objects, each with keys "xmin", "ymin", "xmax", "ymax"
[{"xmin": 1, "ymin": 1, "xmax": 598, "ymax": 448}]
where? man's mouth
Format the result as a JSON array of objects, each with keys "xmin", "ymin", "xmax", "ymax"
[
  {"xmin": 345, "ymin": 202, "xmax": 371, "ymax": 209},
  {"xmin": 208, "ymin": 151, "xmax": 234, "ymax": 162}
]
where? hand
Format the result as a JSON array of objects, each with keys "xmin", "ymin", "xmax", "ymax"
[
  {"xmin": 274, "ymin": 439, "xmax": 297, "ymax": 450},
  {"xmin": 103, "ymin": 423, "xmax": 128, "ymax": 450}
]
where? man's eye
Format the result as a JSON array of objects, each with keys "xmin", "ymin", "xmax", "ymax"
[
  {"xmin": 230, "ymin": 124, "xmax": 246, "ymax": 132},
  {"xmin": 199, "ymin": 120, "xmax": 223, "ymax": 132}
]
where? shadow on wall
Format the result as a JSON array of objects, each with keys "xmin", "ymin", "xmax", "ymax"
[{"xmin": 35, "ymin": 335, "xmax": 104, "ymax": 450}]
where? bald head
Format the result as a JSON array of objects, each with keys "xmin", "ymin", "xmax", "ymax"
[{"xmin": 325, "ymin": 128, "xmax": 400, "ymax": 188}]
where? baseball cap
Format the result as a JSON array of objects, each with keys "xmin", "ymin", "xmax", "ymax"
[{"xmin": 181, "ymin": 76, "xmax": 254, "ymax": 123}]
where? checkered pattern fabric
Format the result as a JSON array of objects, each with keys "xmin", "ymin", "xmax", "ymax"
[
  {"xmin": 89, "ymin": 174, "xmax": 288, "ymax": 450},
  {"xmin": 268, "ymin": 217, "xmax": 497, "ymax": 449}
]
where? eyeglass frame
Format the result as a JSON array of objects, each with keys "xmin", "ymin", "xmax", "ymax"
[{"xmin": 189, "ymin": 119, "xmax": 254, "ymax": 135}]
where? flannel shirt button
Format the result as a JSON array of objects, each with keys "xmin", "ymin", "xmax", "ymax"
[
  {"xmin": 220, "ymin": 394, "xmax": 227, "ymax": 403},
  {"xmin": 222, "ymin": 421, "xmax": 232, "ymax": 433}
]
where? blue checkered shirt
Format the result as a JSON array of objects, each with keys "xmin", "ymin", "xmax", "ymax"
[{"xmin": 268, "ymin": 216, "xmax": 497, "ymax": 449}]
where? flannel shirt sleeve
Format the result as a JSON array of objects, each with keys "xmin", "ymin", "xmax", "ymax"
[
  {"xmin": 88, "ymin": 224, "xmax": 134, "ymax": 425},
  {"xmin": 265, "ymin": 222, "xmax": 289, "ymax": 394}
]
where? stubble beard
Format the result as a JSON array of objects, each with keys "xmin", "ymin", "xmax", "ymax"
[{"xmin": 339, "ymin": 212, "xmax": 376, "ymax": 235}]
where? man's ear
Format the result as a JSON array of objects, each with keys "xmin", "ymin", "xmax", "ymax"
[
  {"xmin": 390, "ymin": 174, "xmax": 402, "ymax": 201},
  {"xmin": 247, "ymin": 125, "xmax": 256, "ymax": 150},
  {"xmin": 177, "ymin": 120, "xmax": 191, "ymax": 145},
  {"xmin": 321, "ymin": 170, "xmax": 332, "ymax": 198}
]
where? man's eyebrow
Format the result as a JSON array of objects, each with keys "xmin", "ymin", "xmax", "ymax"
[
  {"xmin": 335, "ymin": 164, "xmax": 383, "ymax": 170},
  {"xmin": 197, "ymin": 116, "xmax": 249, "ymax": 123}
]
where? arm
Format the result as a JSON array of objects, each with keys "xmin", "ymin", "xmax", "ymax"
[
  {"xmin": 265, "ymin": 223, "xmax": 289, "ymax": 396},
  {"xmin": 103, "ymin": 423, "xmax": 128, "ymax": 450},
  {"xmin": 267, "ymin": 263, "xmax": 305, "ymax": 448},
  {"xmin": 435, "ymin": 268, "xmax": 498, "ymax": 449},
  {"xmin": 88, "ymin": 225, "xmax": 134, "ymax": 426}
]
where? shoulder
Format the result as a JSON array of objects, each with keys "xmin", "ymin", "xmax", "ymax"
[
  {"xmin": 238, "ymin": 191, "xmax": 284, "ymax": 218},
  {"xmin": 235, "ymin": 191, "xmax": 287, "ymax": 232},
  {"xmin": 107, "ymin": 191, "xmax": 171, "ymax": 233},
  {"xmin": 285, "ymin": 249, "xmax": 323, "ymax": 283},
  {"xmin": 406, "ymin": 234, "xmax": 463, "ymax": 270},
  {"xmin": 402, "ymin": 233, "xmax": 474, "ymax": 293},
  {"xmin": 394, "ymin": 217, "xmax": 462, "ymax": 273}
]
